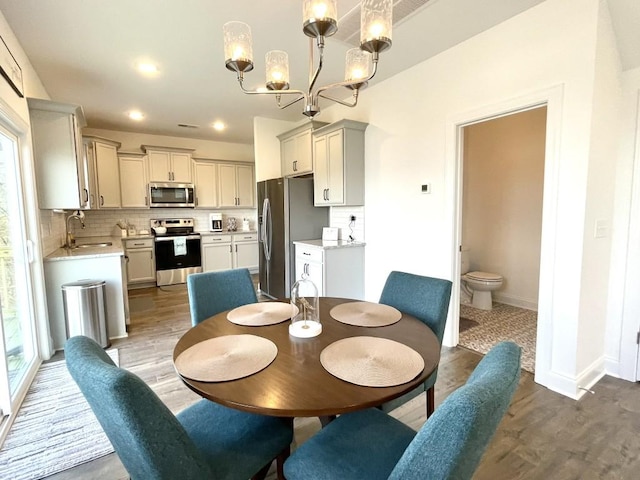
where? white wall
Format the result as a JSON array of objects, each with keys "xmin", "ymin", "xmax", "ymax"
[
  {"xmin": 576, "ymin": 0, "xmax": 622, "ymax": 379},
  {"xmin": 462, "ymin": 108, "xmax": 546, "ymax": 310},
  {"xmin": 241, "ymin": 0, "xmax": 637, "ymax": 396},
  {"xmin": 306, "ymin": 0, "xmax": 612, "ymax": 398},
  {"xmin": 606, "ymin": 65, "xmax": 640, "ymax": 381}
]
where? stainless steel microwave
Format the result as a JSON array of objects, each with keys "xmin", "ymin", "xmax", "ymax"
[{"xmin": 149, "ymin": 183, "xmax": 195, "ymax": 208}]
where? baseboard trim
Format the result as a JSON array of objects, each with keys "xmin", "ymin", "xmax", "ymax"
[{"xmin": 493, "ymin": 293, "xmax": 538, "ymax": 311}]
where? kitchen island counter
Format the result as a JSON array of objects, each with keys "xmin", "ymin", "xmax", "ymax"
[
  {"xmin": 45, "ymin": 236, "xmax": 124, "ymax": 261},
  {"xmin": 43, "ymin": 236, "xmax": 129, "ymax": 350}
]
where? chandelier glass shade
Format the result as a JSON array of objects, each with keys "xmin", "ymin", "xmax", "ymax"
[{"xmin": 223, "ymin": 0, "xmax": 393, "ymax": 118}]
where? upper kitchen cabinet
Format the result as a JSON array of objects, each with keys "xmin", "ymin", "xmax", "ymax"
[
  {"xmin": 313, "ymin": 120, "xmax": 367, "ymax": 207},
  {"xmin": 142, "ymin": 145, "xmax": 194, "ymax": 183},
  {"xmin": 84, "ymin": 136, "xmax": 122, "ymax": 209},
  {"xmin": 27, "ymin": 98, "xmax": 88, "ymax": 209},
  {"xmin": 278, "ymin": 121, "xmax": 327, "ymax": 177},
  {"xmin": 192, "ymin": 159, "xmax": 218, "ymax": 208},
  {"xmin": 119, "ymin": 153, "xmax": 149, "ymax": 208},
  {"xmin": 218, "ymin": 163, "xmax": 255, "ymax": 208}
]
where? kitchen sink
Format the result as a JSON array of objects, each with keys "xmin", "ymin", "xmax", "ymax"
[{"xmin": 74, "ymin": 242, "xmax": 113, "ymax": 248}]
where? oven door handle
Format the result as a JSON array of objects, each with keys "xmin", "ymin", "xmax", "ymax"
[{"xmin": 154, "ymin": 235, "xmax": 201, "ymax": 242}]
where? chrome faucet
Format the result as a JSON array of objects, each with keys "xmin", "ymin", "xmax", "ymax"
[{"xmin": 65, "ymin": 210, "xmax": 85, "ymax": 248}]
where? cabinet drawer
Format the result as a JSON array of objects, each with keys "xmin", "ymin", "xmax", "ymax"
[
  {"xmin": 123, "ymin": 238, "xmax": 154, "ymax": 249},
  {"xmin": 233, "ymin": 233, "xmax": 257, "ymax": 242},
  {"xmin": 201, "ymin": 235, "xmax": 231, "ymax": 245},
  {"xmin": 296, "ymin": 246, "xmax": 323, "ymax": 263}
]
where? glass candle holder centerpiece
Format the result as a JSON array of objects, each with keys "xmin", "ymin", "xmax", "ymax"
[{"xmin": 289, "ymin": 274, "xmax": 321, "ymax": 338}]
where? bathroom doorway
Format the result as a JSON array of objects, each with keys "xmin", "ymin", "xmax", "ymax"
[{"xmin": 458, "ymin": 106, "xmax": 547, "ymax": 373}]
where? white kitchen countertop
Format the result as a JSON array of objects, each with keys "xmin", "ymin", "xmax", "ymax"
[
  {"xmin": 198, "ymin": 230, "xmax": 257, "ymax": 236},
  {"xmin": 293, "ymin": 239, "xmax": 366, "ymax": 250},
  {"xmin": 45, "ymin": 236, "xmax": 125, "ymax": 261}
]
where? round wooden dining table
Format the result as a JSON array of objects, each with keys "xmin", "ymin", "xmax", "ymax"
[{"xmin": 173, "ymin": 297, "xmax": 440, "ymax": 418}]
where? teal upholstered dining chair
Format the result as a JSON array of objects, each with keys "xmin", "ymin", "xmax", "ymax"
[
  {"xmin": 283, "ymin": 341, "xmax": 521, "ymax": 480},
  {"xmin": 65, "ymin": 335, "xmax": 293, "ymax": 480},
  {"xmin": 187, "ymin": 268, "xmax": 258, "ymax": 326},
  {"xmin": 378, "ymin": 271, "xmax": 452, "ymax": 417}
]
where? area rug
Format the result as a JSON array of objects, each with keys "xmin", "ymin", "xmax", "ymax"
[
  {"xmin": 459, "ymin": 303, "xmax": 537, "ymax": 373},
  {"xmin": 0, "ymin": 349, "xmax": 119, "ymax": 480}
]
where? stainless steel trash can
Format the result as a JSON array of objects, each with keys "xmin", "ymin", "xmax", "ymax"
[{"xmin": 62, "ymin": 279, "xmax": 110, "ymax": 348}]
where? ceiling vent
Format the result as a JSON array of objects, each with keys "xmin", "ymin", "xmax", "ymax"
[
  {"xmin": 334, "ymin": 0, "xmax": 435, "ymax": 46},
  {"xmin": 178, "ymin": 123, "xmax": 199, "ymax": 129}
]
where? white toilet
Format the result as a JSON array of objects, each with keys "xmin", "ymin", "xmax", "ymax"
[{"xmin": 460, "ymin": 249, "xmax": 503, "ymax": 310}]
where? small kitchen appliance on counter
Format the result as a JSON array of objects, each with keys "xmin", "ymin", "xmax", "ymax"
[
  {"xmin": 209, "ymin": 213, "xmax": 223, "ymax": 232},
  {"xmin": 150, "ymin": 218, "xmax": 202, "ymax": 286}
]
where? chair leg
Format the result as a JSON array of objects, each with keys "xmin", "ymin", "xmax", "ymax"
[
  {"xmin": 426, "ymin": 385, "xmax": 435, "ymax": 418},
  {"xmin": 251, "ymin": 446, "xmax": 290, "ymax": 480},
  {"xmin": 251, "ymin": 461, "xmax": 271, "ymax": 480},
  {"xmin": 319, "ymin": 415, "xmax": 336, "ymax": 427},
  {"xmin": 276, "ymin": 446, "xmax": 290, "ymax": 480}
]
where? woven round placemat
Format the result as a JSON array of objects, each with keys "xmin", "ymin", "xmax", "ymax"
[
  {"xmin": 320, "ymin": 336, "xmax": 424, "ymax": 387},
  {"xmin": 175, "ymin": 334, "xmax": 277, "ymax": 382},
  {"xmin": 227, "ymin": 302, "xmax": 299, "ymax": 326},
  {"xmin": 329, "ymin": 301, "xmax": 402, "ymax": 327}
]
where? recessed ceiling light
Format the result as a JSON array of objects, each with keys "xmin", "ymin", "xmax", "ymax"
[
  {"xmin": 136, "ymin": 62, "xmax": 159, "ymax": 75},
  {"xmin": 128, "ymin": 110, "xmax": 145, "ymax": 121},
  {"xmin": 212, "ymin": 121, "xmax": 226, "ymax": 131}
]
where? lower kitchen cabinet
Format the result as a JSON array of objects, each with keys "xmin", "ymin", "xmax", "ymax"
[
  {"xmin": 294, "ymin": 240, "xmax": 365, "ymax": 299},
  {"xmin": 233, "ymin": 233, "xmax": 258, "ymax": 272},
  {"xmin": 123, "ymin": 238, "xmax": 155, "ymax": 285},
  {"xmin": 202, "ymin": 234, "xmax": 233, "ymax": 272},
  {"xmin": 202, "ymin": 233, "xmax": 258, "ymax": 273}
]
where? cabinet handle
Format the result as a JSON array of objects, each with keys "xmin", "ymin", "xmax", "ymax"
[
  {"xmin": 133, "ymin": 242, "xmax": 144, "ymax": 246},
  {"xmin": 293, "ymin": 160, "xmax": 297, "ymax": 172},
  {"xmin": 195, "ymin": 197, "xmax": 198, "ymax": 207},
  {"xmin": 303, "ymin": 252, "xmax": 311, "ymax": 256},
  {"xmin": 145, "ymin": 196, "xmax": 148, "ymax": 206},
  {"xmin": 229, "ymin": 245, "xmax": 233, "ymax": 253},
  {"xmin": 100, "ymin": 195, "xmax": 104, "ymax": 206},
  {"xmin": 235, "ymin": 245, "xmax": 238, "ymax": 252},
  {"xmin": 83, "ymin": 188, "xmax": 89, "ymax": 204},
  {"xmin": 150, "ymin": 251, "xmax": 153, "ymax": 259}
]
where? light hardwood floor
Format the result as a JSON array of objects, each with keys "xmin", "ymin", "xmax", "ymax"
[{"xmin": 47, "ymin": 285, "xmax": 640, "ymax": 479}]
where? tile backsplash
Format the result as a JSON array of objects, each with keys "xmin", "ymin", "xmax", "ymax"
[
  {"xmin": 41, "ymin": 205, "xmax": 361, "ymax": 257},
  {"xmin": 70, "ymin": 209, "xmax": 258, "ymax": 237},
  {"xmin": 330, "ymin": 206, "xmax": 364, "ymax": 241}
]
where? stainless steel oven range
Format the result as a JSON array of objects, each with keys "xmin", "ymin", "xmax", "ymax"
[{"xmin": 151, "ymin": 218, "xmax": 202, "ymax": 286}]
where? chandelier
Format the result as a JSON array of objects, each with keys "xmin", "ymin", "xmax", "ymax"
[{"xmin": 223, "ymin": 0, "xmax": 393, "ymax": 118}]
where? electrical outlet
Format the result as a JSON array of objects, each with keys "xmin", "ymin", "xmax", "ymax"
[{"xmin": 350, "ymin": 215, "xmax": 356, "ymax": 222}]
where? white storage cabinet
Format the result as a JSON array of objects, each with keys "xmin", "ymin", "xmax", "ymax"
[
  {"xmin": 123, "ymin": 238, "xmax": 156, "ymax": 285},
  {"xmin": 294, "ymin": 241, "xmax": 365, "ymax": 299}
]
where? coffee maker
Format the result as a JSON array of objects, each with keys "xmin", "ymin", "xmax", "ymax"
[{"xmin": 209, "ymin": 213, "xmax": 223, "ymax": 232}]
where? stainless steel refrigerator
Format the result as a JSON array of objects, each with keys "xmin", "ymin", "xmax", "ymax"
[{"xmin": 258, "ymin": 177, "xmax": 329, "ymax": 299}]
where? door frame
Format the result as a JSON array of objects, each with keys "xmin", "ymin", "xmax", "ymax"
[
  {"xmin": 444, "ymin": 85, "xmax": 564, "ymax": 389},
  {"xmin": 0, "ymin": 96, "xmax": 49, "ymax": 446}
]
